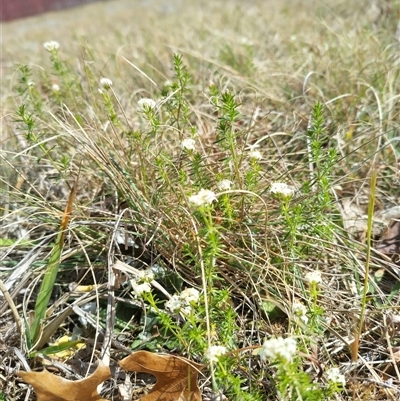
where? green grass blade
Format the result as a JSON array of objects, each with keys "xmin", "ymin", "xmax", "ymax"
[
  {"xmin": 29, "ymin": 339, "xmax": 84, "ymax": 359},
  {"xmin": 29, "ymin": 230, "xmax": 65, "ymax": 345},
  {"xmin": 355, "ymin": 168, "xmax": 377, "ymax": 361},
  {"xmin": 29, "ymin": 170, "xmax": 79, "ymax": 347}
]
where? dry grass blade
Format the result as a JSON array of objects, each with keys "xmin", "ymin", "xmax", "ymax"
[
  {"xmin": 34, "ymin": 306, "xmax": 74, "ymax": 351},
  {"xmin": 113, "ymin": 260, "xmax": 171, "ymax": 299},
  {"xmin": 0, "ymin": 279, "xmax": 23, "ymax": 335},
  {"xmin": 0, "ymin": 236, "xmax": 52, "ymax": 307}
]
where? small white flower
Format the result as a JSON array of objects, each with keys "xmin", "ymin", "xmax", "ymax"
[
  {"xmin": 259, "ymin": 337, "xmax": 297, "ymax": 362},
  {"xmin": 181, "ymin": 138, "xmax": 196, "ymax": 151},
  {"xmin": 165, "ymin": 288, "xmax": 199, "ymax": 314},
  {"xmin": 270, "ymin": 182, "xmax": 295, "ymax": 197},
  {"xmin": 326, "ymin": 367, "xmax": 346, "ymax": 386},
  {"xmin": 51, "ymin": 84, "xmax": 60, "ymax": 92},
  {"xmin": 43, "ymin": 41, "xmax": 60, "ymax": 52},
  {"xmin": 137, "ymin": 270, "xmax": 155, "ymax": 282},
  {"xmin": 205, "ymin": 345, "xmax": 227, "ymax": 362},
  {"xmin": 165, "ymin": 295, "xmax": 183, "ymax": 312},
  {"xmin": 292, "ymin": 302, "xmax": 309, "ymax": 324},
  {"xmin": 98, "ymin": 77, "xmax": 113, "ymax": 93},
  {"xmin": 27, "ymin": 81, "xmax": 35, "ymax": 87},
  {"xmin": 240, "ymin": 37, "xmax": 253, "ymax": 46},
  {"xmin": 249, "ymin": 149, "xmax": 262, "ymax": 160},
  {"xmin": 189, "ymin": 188, "xmax": 217, "ymax": 207},
  {"xmin": 217, "ymin": 179, "xmax": 233, "ymax": 191},
  {"xmin": 131, "ymin": 281, "xmax": 151, "ymax": 296},
  {"xmin": 99, "ymin": 77, "xmax": 113, "ymax": 87},
  {"xmin": 180, "ymin": 288, "xmax": 200, "ymax": 304},
  {"xmin": 305, "ymin": 271, "xmax": 322, "ymax": 285},
  {"xmin": 138, "ymin": 98, "xmax": 157, "ymax": 111}
]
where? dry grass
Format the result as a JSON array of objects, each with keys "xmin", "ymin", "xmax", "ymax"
[{"xmin": 1, "ymin": 0, "xmax": 400, "ymax": 400}]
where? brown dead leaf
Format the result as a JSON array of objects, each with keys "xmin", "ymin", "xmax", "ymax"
[
  {"xmin": 119, "ymin": 351, "xmax": 204, "ymax": 401},
  {"xmin": 17, "ymin": 360, "xmax": 111, "ymax": 401}
]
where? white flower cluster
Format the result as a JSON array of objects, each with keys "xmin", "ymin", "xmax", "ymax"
[
  {"xmin": 259, "ymin": 337, "xmax": 297, "ymax": 362},
  {"xmin": 217, "ymin": 179, "xmax": 233, "ymax": 191},
  {"xmin": 305, "ymin": 271, "xmax": 322, "ymax": 284},
  {"xmin": 181, "ymin": 138, "xmax": 196, "ymax": 151},
  {"xmin": 131, "ymin": 269, "xmax": 154, "ymax": 297},
  {"xmin": 189, "ymin": 189, "xmax": 217, "ymax": 207},
  {"xmin": 165, "ymin": 287, "xmax": 200, "ymax": 314},
  {"xmin": 138, "ymin": 98, "xmax": 157, "ymax": 111},
  {"xmin": 131, "ymin": 282, "xmax": 151, "ymax": 296},
  {"xmin": 180, "ymin": 288, "xmax": 200, "ymax": 303},
  {"xmin": 249, "ymin": 149, "xmax": 262, "ymax": 160},
  {"xmin": 326, "ymin": 367, "xmax": 346, "ymax": 386},
  {"xmin": 292, "ymin": 301, "xmax": 308, "ymax": 324},
  {"xmin": 43, "ymin": 41, "xmax": 60, "ymax": 52},
  {"xmin": 240, "ymin": 37, "xmax": 254, "ymax": 46},
  {"xmin": 270, "ymin": 182, "xmax": 295, "ymax": 197},
  {"xmin": 98, "ymin": 77, "xmax": 113, "ymax": 94},
  {"xmin": 204, "ymin": 345, "xmax": 227, "ymax": 362},
  {"xmin": 137, "ymin": 270, "xmax": 155, "ymax": 282}
]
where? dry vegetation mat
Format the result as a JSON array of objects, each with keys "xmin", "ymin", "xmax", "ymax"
[{"xmin": 1, "ymin": 0, "xmax": 399, "ymax": 399}]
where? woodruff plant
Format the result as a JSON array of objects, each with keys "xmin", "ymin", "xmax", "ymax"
[
  {"xmin": 269, "ymin": 103, "xmax": 338, "ymax": 339},
  {"xmin": 11, "ymin": 46, "xmax": 347, "ymax": 400},
  {"xmin": 123, "ymin": 57, "xmax": 345, "ymax": 399}
]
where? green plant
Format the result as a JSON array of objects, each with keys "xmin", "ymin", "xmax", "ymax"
[
  {"xmin": 96, "ymin": 59, "xmax": 346, "ymax": 399},
  {"xmin": 26, "ymin": 178, "xmax": 77, "ymax": 351}
]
